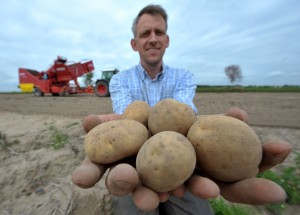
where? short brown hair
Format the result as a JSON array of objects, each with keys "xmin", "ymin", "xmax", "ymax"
[{"xmin": 132, "ymin": 4, "xmax": 168, "ymax": 37}]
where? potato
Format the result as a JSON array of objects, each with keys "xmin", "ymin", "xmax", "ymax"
[
  {"xmin": 84, "ymin": 119, "xmax": 149, "ymax": 164},
  {"xmin": 122, "ymin": 101, "xmax": 150, "ymax": 127},
  {"xmin": 136, "ymin": 131, "xmax": 196, "ymax": 192},
  {"xmin": 148, "ymin": 98, "xmax": 197, "ymax": 136},
  {"xmin": 187, "ymin": 115, "xmax": 262, "ymax": 182}
]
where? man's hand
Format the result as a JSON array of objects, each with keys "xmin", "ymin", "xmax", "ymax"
[{"xmin": 71, "ymin": 109, "xmax": 292, "ymax": 211}]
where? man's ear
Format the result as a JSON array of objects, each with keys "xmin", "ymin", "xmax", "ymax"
[
  {"xmin": 166, "ymin": 35, "xmax": 170, "ymax": 48},
  {"xmin": 131, "ymin": 38, "xmax": 138, "ymax": 51}
]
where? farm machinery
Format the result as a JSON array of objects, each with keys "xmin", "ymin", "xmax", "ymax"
[
  {"xmin": 94, "ymin": 69, "xmax": 119, "ymax": 97},
  {"xmin": 18, "ymin": 56, "xmax": 118, "ymax": 97}
]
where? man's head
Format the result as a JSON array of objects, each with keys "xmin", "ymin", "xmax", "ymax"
[
  {"xmin": 131, "ymin": 4, "xmax": 168, "ymax": 38},
  {"xmin": 131, "ymin": 5, "xmax": 170, "ymax": 70}
]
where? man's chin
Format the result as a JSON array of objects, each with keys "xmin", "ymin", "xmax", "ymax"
[
  {"xmin": 146, "ymin": 56, "xmax": 163, "ymax": 64},
  {"xmin": 147, "ymin": 60, "xmax": 162, "ymax": 67}
]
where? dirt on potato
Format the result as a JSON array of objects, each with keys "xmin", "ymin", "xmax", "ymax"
[{"xmin": 0, "ymin": 93, "xmax": 299, "ymax": 215}]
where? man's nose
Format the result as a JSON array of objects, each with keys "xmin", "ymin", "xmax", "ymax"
[{"xmin": 149, "ymin": 32, "xmax": 158, "ymax": 43}]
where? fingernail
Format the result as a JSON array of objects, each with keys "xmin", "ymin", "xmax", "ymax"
[
  {"xmin": 272, "ymin": 151, "xmax": 291, "ymax": 164},
  {"xmin": 113, "ymin": 180, "xmax": 136, "ymax": 191}
]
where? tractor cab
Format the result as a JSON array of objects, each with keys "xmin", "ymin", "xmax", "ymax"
[{"xmin": 101, "ymin": 69, "xmax": 119, "ymax": 81}]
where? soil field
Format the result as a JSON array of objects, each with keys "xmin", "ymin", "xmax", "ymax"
[
  {"xmin": 0, "ymin": 93, "xmax": 299, "ymax": 215},
  {"xmin": 0, "ymin": 92, "xmax": 299, "ymax": 128}
]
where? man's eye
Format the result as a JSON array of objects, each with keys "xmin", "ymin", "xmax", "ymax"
[{"xmin": 140, "ymin": 32, "xmax": 150, "ymax": 37}]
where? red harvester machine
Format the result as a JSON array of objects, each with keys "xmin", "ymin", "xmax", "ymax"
[{"xmin": 18, "ymin": 56, "xmax": 94, "ymax": 96}]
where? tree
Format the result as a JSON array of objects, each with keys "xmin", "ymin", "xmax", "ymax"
[
  {"xmin": 224, "ymin": 65, "xmax": 242, "ymax": 84},
  {"xmin": 83, "ymin": 72, "xmax": 94, "ymax": 87}
]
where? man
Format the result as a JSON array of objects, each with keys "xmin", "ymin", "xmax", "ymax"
[{"xmin": 72, "ymin": 4, "xmax": 292, "ymax": 215}]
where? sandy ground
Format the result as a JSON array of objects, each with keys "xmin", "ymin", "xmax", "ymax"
[{"xmin": 0, "ymin": 93, "xmax": 299, "ymax": 215}]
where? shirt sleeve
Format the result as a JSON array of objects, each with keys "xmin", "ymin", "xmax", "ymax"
[
  {"xmin": 173, "ymin": 70, "xmax": 199, "ymax": 114},
  {"xmin": 109, "ymin": 72, "xmax": 133, "ymax": 114}
]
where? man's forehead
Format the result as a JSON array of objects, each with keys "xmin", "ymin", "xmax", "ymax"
[{"xmin": 136, "ymin": 14, "xmax": 167, "ymax": 30}]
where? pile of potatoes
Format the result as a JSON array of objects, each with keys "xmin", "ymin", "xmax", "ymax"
[{"xmin": 84, "ymin": 99, "xmax": 262, "ymax": 192}]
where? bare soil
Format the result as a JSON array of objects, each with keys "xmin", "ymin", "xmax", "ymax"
[{"xmin": 0, "ymin": 93, "xmax": 299, "ymax": 215}]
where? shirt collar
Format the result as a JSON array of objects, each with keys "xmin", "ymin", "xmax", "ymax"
[{"xmin": 137, "ymin": 63, "xmax": 167, "ymax": 81}]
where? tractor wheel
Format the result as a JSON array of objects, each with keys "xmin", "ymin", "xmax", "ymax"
[
  {"xmin": 95, "ymin": 80, "xmax": 110, "ymax": 97},
  {"xmin": 34, "ymin": 88, "xmax": 44, "ymax": 96}
]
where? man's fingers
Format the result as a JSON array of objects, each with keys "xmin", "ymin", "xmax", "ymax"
[
  {"xmin": 132, "ymin": 185, "xmax": 160, "ymax": 211},
  {"xmin": 71, "ymin": 157, "xmax": 107, "ymax": 188},
  {"xmin": 225, "ymin": 107, "xmax": 249, "ymax": 122},
  {"xmin": 83, "ymin": 114, "xmax": 122, "ymax": 133},
  {"xmin": 158, "ymin": 192, "xmax": 169, "ymax": 202},
  {"xmin": 105, "ymin": 164, "xmax": 139, "ymax": 196},
  {"xmin": 170, "ymin": 184, "xmax": 186, "ymax": 198},
  {"xmin": 106, "ymin": 164, "xmax": 167, "ymax": 209},
  {"xmin": 187, "ymin": 175, "xmax": 220, "ymax": 199},
  {"xmin": 83, "ymin": 114, "xmax": 102, "ymax": 133},
  {"xmin": 259, "ymin": 140, "xmax": 293, "ymax": 172},
  {"xmin": 219, "ymin": 178, "xmax": 287, "ymax": 204},
  {"xmin": 101, "ymin": 113, "xmax": 122, "ymax": 121}
]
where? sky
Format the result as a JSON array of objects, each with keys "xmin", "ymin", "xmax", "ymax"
[{"xmin": 1, "ymin": 0, "xmax": 300, "ymax": 92}]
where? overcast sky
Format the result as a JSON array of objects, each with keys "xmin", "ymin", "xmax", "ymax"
[{"xmin": 1, "ymin": 0, "xmax": 300, "ymax": 92}]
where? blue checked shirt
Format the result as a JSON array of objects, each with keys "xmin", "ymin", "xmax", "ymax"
[{"xmin": 109, "ymin": 63, "xmax": 198, "ymax": 114}]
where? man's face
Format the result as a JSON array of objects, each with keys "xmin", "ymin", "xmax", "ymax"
[{"xmin": 131, "ymin": 14, "xmax": 169, "ymax": 68}]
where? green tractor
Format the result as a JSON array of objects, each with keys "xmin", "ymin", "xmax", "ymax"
[{"xmin": 94, "ymin": 69, "xmax": 119, "ymax": 97}]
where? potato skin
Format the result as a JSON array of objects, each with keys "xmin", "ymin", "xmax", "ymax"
[
  {"xmin": 187, "ymin": 115, "xmax": 262, "ymax": 182},
  {"xmin": 136, "ymin": 131, "xmax": 196, "ymax": 192},
  {"xmin": 148, "ymin": 99, "xmax": 197, "ymax": 136},
  {"xmin": 122, "ymin": 101, "xmax": 150, "ymax": 127},
  {"xmin": 84, "ymin": 119, "xmax": 149, "ymax": 164}
]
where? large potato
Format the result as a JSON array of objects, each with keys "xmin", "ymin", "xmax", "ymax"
[
  {"xmin": 122, "ymin": 101, "xmax": 150, "ymax": 127},
  {"xmin": 136, "ymin": 131, "xmax": 196, "ymax": 192},
  {"xmin": 84, "ymin": 119, "xmax": 148, "ymax": 164},
  {"xmin": 187, "ymin": 115, "xmax": 262, "ymax": 182},
  {"xmin": 148, "ymin": 98, "xmax": 197, "ymax": 136}
]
